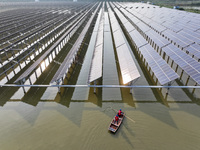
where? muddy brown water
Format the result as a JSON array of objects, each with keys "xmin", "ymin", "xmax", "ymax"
[{"xmin": 0, "ymin": 85, "xmax": 200, "ymax": 150}]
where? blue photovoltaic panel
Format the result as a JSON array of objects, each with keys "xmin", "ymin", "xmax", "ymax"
[
  {"xmin": 113, "ymin": 2, "xmax": 200, "ymax": 85},
  {"xmin": 183, "ymin": 43, "xmax": 200, "ymax": 60},
  {"xmin": 162, "ymin": 44, "xmax": 200, "ymax": 85},
  {"xmin": 161, "ymin": 20, "xmax": 182, "ymax": 33},
  {"xmin": 178, "ymin": 30, "xmax": 200, "ymax": 44},
  {"xmin": 148, "ymin": 21, "xmax": 167, "ymax": 33},
  {"xmin": 161, "ymin": 29, "xmax": 194, "ymax": 48},
  {"xmin": 145, "ymin": 30, "xmax": 170, "ymax": 48},
  {"xmin": 139, "ymin": 44, "xmax": 179, "ymax": 85}
]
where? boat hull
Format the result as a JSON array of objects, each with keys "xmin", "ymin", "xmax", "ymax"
[{"xmin": 108, "ymin": 113, "xmax": 125, "ymax": 133}]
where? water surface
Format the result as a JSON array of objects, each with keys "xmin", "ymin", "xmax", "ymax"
[{"xmin": 0, "ymin": 98, "xmax": 200, "ymax": 150}]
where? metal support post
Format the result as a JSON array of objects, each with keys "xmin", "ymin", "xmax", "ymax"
[
  {"xmin": 21, "ymin": 80, "xmax": 26, "ymax": 94},
  {"xmin": 56, "ymin": 80, "xmax": 61, "ymax": 93},
  {"xmin": 180, "ymin": 70, "xmax": 184, "ymax": 80},
  {"xmin": 29, "ymin": 77, "xmax": 32, "ymax": 85},
  {"xmin": 94, "ymin": 80, "xmax": 97, "ymax": 94},
  {"xmin": 166, "ymin": 82, "xmax": 172, "ymax": 95}
]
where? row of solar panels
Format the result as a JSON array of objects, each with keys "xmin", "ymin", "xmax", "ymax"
[
  {"xmin": 13, "ymin": 3, "xmax": 100, "ymax": 85},
  {"xmin": 111, "ymin": 2, "xmax": 200, "ymax": 85},
  {"xmin": 108, "ymin": 4, "xmax": 140, "ymax": 84},
  {"xmin": 72, "ymin": 6, "xmax": 104, "ymax": 100},
  {"xmin": 0, "ymin": 3, "xmax": 94, "ymax": 81},
  {"xmin": 88, "ymin": 8, "xmax": 104, "ymax": 83},
  {"xmin": 78, "ymin": 3, "xmax": 141, "ymax": 86},
  {"xmin": 119, "ymin": 3, "xmax": 200, "ymax": 49},
  {"xmin": 111, "ymin": 3, "xmax": 179, "ymax": 85}
]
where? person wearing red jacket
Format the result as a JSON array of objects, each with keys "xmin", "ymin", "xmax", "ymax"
[
  {"xmin": 118, "ymin": 109, "xmax": 123, "ymax": 117},
  {"xmin": 115, "ymin": 114, "xmax": 119, "ymax": 124}
]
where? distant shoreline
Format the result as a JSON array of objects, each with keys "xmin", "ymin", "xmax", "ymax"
[{"xmin": 182, "ymin": 6, "xmax": 200, "ymax": 10}]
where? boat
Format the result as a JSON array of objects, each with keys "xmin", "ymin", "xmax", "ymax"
[{"xmin": 108, "ymin": 112, "xmax": 125, "ymax": 133}]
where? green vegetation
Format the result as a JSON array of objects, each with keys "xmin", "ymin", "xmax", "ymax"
[{"xmin": 184, "ymin": 8, "xmax": 200, "ymax": 13}]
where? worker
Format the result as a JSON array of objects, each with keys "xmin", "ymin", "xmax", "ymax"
[
  {"xmin": 118, "ymin": 109, "xmax": 123, "ymax": 116},
  {"xmin": 115, "ymin": 114, "xmax": 119, "ymax": 124}
]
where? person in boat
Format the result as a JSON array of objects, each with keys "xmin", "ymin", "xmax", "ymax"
[
  {"xmin": 118, "ymin": 109, "xmax": 123, "ymax": 117},
  {"xmin": 114, "ymin": 114, "xmax": 119, "ymax": 124}
]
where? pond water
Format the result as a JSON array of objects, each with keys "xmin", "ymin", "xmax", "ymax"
[{"xmin": 0, "ymin": 99, "xmax": 200, "ymax": 150}]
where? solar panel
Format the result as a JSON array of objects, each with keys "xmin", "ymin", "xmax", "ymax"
[
  {"xmin": 139, "ymin": 44, "xmax": 179, "ymax": 85},
  {"xmin": 196, "ymin": 30, "xmax": 200, "ymax": 36},
  {"xmin": 15, "ymin": 18, "xmax": 77, "ymax": 84},
  {"xmin": 113, "ymin": 30, "xmax": 125, "ymax": 47},
  {"xmin": 89, "ymin": 44, "xmax": 103, "ymax": 82},
  {"xmin": 140, "ymin": 16, "xmax": 152, "ymax": 24},
  {"xmin": 162, "ymin": 44, "xmax": 200, "ymax": 85},
  {"xmin": 184, "ymin": 43, "xmax": 200, "ymax": 60},
  {"xmin": 104, "ymin": 12, "xmax": 110, "ymax": 25},
  {"xmin": 161, "ymin": 29, "xmax": 194, "ymax": 49},
  {"xmin": 145, "ymin": 30, "xmax": 170, "ymax": 48},
  {"xmin": 112, "ymin": 2, "xmax": 200, "ymax": 86},
  {"xmin": 95, "ymin": 27, "xmax": 103, "ymax": 46},
  {"xmin": 89, "ymin": 9, "xmax": 104, "ymax": 83},
  {"xmin": 148, "ymin": 21, "xmax": 167, "ymax": 33},
  {"xmin": 72, "ymin": 6, "xmax": 103, "ymax": 100},
  {"xmin": 103, "ymin": 27, "xmax": 122, "ymax": 100},
  {"xmin": 109, "ymin": 8, "xmax": 140, "ymax": 84},
  {"xmin": 136, "ymin": 21, "xmax": 151, "ymax": 33},
  {"xmin": 71, "ymin": 32, "xmax": 97, "ymax": 100},
  {"xmin": 111, "ymin": 21, "xmax": 120, "ymax": 33},
  {"xmin": 117, "ymin": 44, "xmax": 140, "ymax": 84},
  {"xmin": 129, "ymin": 30, "xmax": 148, "ymax": 48},
  {"xmin": 161, "ymin": 21, "xmax": 182, "ymax": 33},
  {"xmin": 178, "ymin": 30, "xmax": 200, "ymax": 44},
  {"xmin": 123, "ymin": 21, "xmax": 135, "ymax": 33},
  {"xmin": 114, "ymin": 9, "xmax": 128, "ymax": 24},
  {"xmin": 50, "ymin": 6, "xmax": 98, "ymax": 84},
  {"xmin": 175, "ymin": 22, "xmax": 200, "ymax": 32},
  {"xmin": 109, "ymin": 14, "xmax": 118, "ymax": 24},
  {"xmin": 93, "ymin": 9, "xmax": 102, "ymax": 32}
]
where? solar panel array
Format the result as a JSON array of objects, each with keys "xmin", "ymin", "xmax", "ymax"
[
  {"xmin": 15, "ymin": 9, "xmax": 93, "ymax": 84},
  {"xmin": 112, "ymin": 2, "xmax": 200, "ymax": 86},
  {"xmin": 129, "ymin": 30, "xmax": 148, "ymax": 48},
  {"xmin": 183, "ymin": 43, "xmax": 200, "ymax": 61},
  {"xmin": 50, "ymin": 5, "xmax": 99, "ymax": 84},
  {"xmin": 1, "ymin": 1, "xmax": 200, "ymax": 102},
  {"xmin": 117, "ymin": 2, "xmax": 200, "ymax": 51},
  {"xmin": 145, "ymin": 30, "xmax": 170, "ymax": 50},
  {"xmin": 102, "ymin": 6, "xmax": 122, "ymax": 100},
  {"xmin": 162, "ymin": 44, "xmax": 200, "ymax": 85},
  {"xmin": 1, "ymin": 3, "xmax": 93, "ymax": 82},
  {"xmin": 112, "ymin": 2, "xmax": 179, "ymax": 85},
  {"xmin": 88, "ymin": 9, "xmax": 103, "ymax": 83},
  {"xmin": 72, "ymin": 7, "xmax": 102, "ymax": 100},
  {"xmin": 139, "ymin": 44, "xmax": 179, "ymax": 85},
  {"xmin": 108, "ymin": 7, "xmax": 140, "ymax": 84}
]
